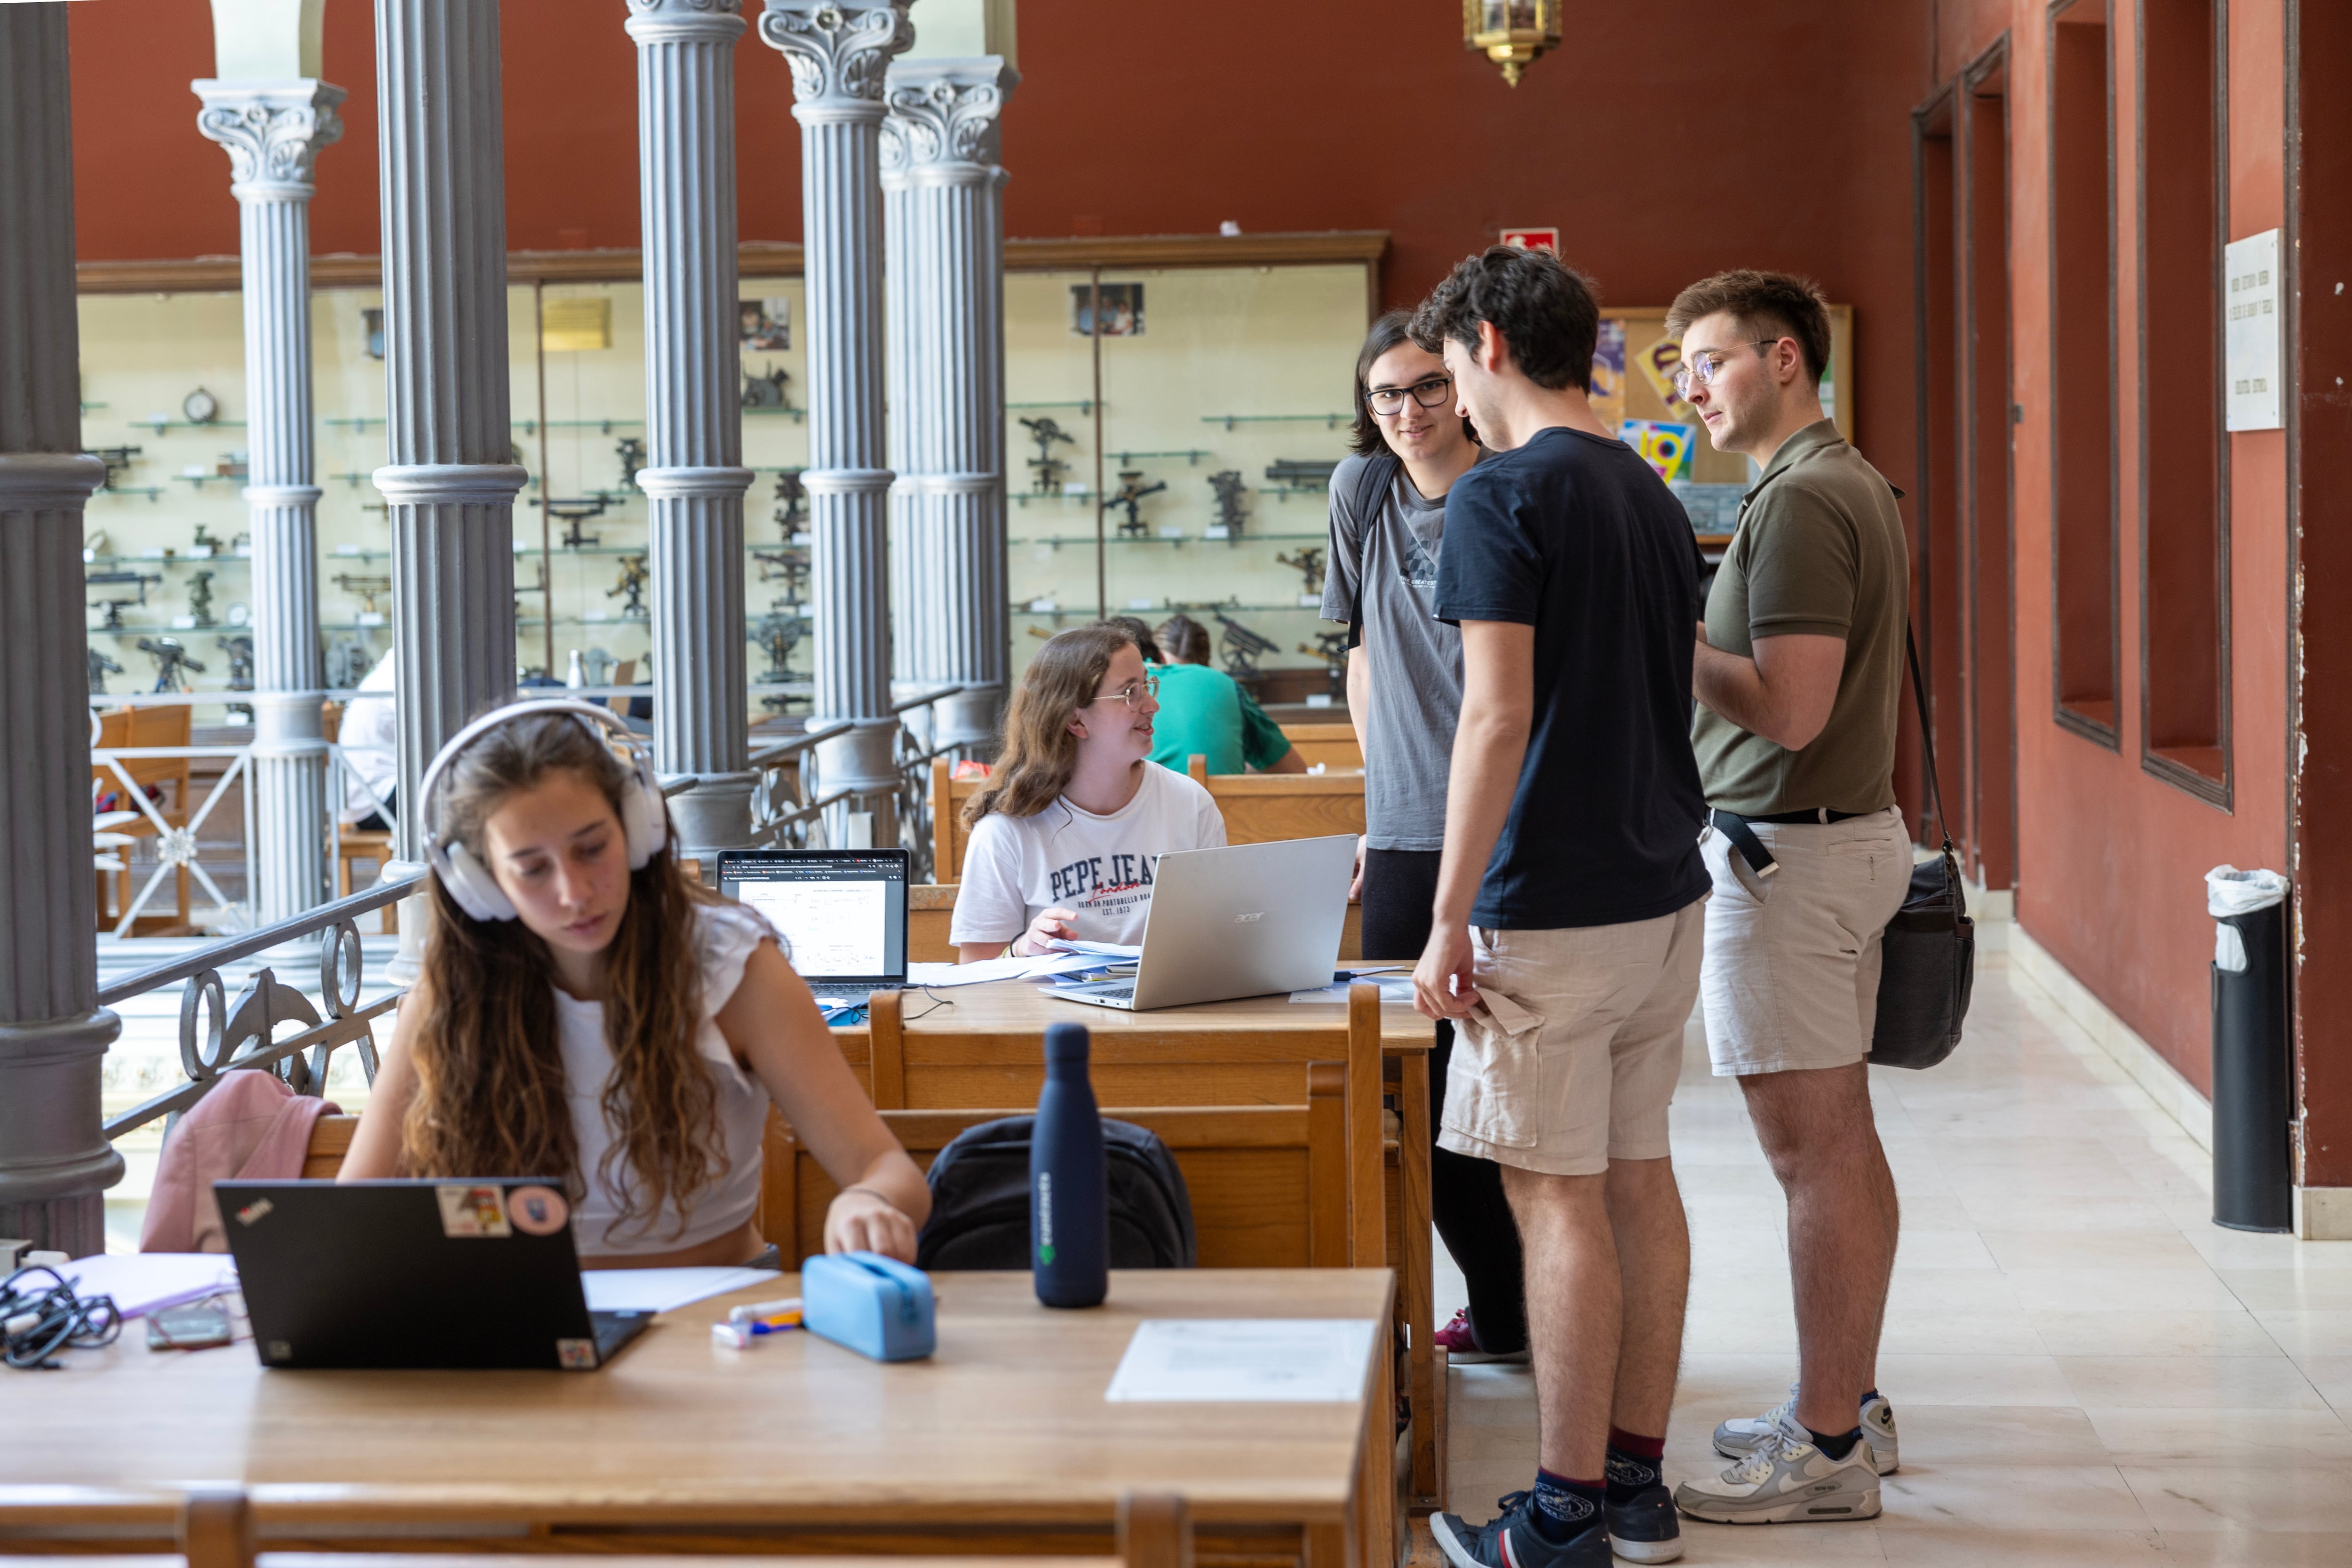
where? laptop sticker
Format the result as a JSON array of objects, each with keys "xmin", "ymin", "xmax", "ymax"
[
  {"xmin": 555, "ymin": 1338, "xmax": 598, "ymax": 1370},
  {"xmin": 235, "ymin": 1197, "xmax": 275, "ymax": 1226},
  {"xmin": 507, "ymin": 1184, "xmax": 568, "ymax": 1236},
  {"xmin": 435, "ymin": 1183, "xmax": 512, "ymax": 1238}
]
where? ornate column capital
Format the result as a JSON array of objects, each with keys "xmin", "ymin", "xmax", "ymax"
[
  {"xmin": 881, "ymin": 57, "xmax": 1017, "ymax": 176},
  {"xmin": 191, "ymin": 79, "xmax": 345, "ymax": 201},
  {"xmin": 758, "ymin": 0, "xmax": 911, "ymax": 122},
  {"xmin": 626, "ymin": 0, "xmax": 747, "ymax": 47}
]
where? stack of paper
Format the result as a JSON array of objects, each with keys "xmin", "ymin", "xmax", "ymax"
[{"xmin": 56, "ymin": 1252, "xmax": 240, "ymax": 1319}]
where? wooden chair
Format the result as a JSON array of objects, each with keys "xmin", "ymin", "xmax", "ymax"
[
  {"xmin": 1184, "ymin": 755, "xmax": 1365, "ymax": 844},
  {"xmin": 305, "ymin": 1113, "xmax": 358, "ymax": 1177},
  {"xmin": 325, "ymin": 698, "xmax": 398, "ymax": 932},
  {"xmin": 759, "ymin": 1067, "xmax": 1358, "ymax": 1271},
  {"xmin": 608, "ymin": 658, "xmax": 637, "ymax": 718},
  {"xmin": 0, "ymin": 1483, "xmax": 1190, "ymax": 1568},
  {"xmin": 1279, "ymin": 721, "xmax": 1364, "ymax": 771},
  {"xmin": 92, "ymin": 702, "xmax": 195, "ymax": 933},
  {"xmin": 909, "ymin": 880, "xmax": 960, "ymax": 962}
]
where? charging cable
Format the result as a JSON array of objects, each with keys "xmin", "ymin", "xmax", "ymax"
[{"xmin": 0, "ymin": 1265, "xmax": 122, "ymax": 1369}]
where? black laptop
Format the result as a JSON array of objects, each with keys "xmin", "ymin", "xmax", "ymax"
[{"xmin": 216, "ymin": 1178, "xmax": 653, "ymax": 1371}]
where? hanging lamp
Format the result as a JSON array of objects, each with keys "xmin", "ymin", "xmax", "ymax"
[{"xmin": 1463, "ymin": 0, "xmax": 1561, "ymax": 87}]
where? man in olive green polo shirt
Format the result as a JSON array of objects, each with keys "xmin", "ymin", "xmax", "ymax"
[{"xmin": 1665, "ymin": 272, "xmax": 1914, "ymax": 1529}]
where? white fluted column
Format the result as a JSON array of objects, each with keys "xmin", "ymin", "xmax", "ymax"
[
  {"xmin": 193, "ymin": 80, "xmax": 344, "ymax": 934},
  {"xmin": 759, "ymin": 1, "xmax": 910, "ymax": 838},
  {"xmin": 373, "ymin": 0, "xmax": 526, "ymax": 975},
  {"xmin": 628, "ymin": 0, "xmax": 757, "ymax": 859},
  {"xmin": 883, "ymin": 58, "xmax": 1014, "ymax": 754},
  {"xmin": 0, "ymin": 3, "xmax": 121, "ymax": 1255}
]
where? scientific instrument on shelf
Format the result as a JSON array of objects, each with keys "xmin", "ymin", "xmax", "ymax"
[
  {"xmin": 1263, "ymin": 458, "xmax": 1341, "ymax": 492},
  {"xmin": 1206, "ymin": 470, "xmax": 1249, "ymax": 539},
  {"xmin": 90, "ymin": 446, "xmax": 141, "ymax": 489},
  {"xmin": 1298, "ymin": 630, "xmax": 1349, "ymax": 696},
  {"xmin": 188, "ymin": 522, "xmax": 234, "ymax": 556},
  {"xmin": 325, "ymin": 637, "xmax": 374, "ymax": 691},
  {"xmin": 1214, "ymin": 613, "xmax": 1280, "ymax": 681},
  {"xmin": 616, "ymin": 436, "xmax": 646, "ymax": 491},
  {"xmin": 1104, "ymin": 469, "xmax": 1167, "ymax": 539},
  {"xmin": 1019, "ymin": 415, "xmax": 1076, "ymax": 495},
  {"xmin": 181, "ymin": 387, "xmax": 220, "ymax": 425},
  {"xmin": 87, "ymin": 569, "xmax": 162, "ymax": 629},
  {"xmin": 771, "ymin": 469, "xmax": 807, "ymax": 536},
  {"xmin": 753, "ymin": 605, "xmax": 804, "ymax": 707},
  {"xmin": 579, "ymin": 646, "xmax": 620, "ymax": 687},
  {"xmin": 213, "ymin": 452, "xmax": 249, "ymax": 481},
  {"xmin": 217, "ymin": 634, "xmax": 255, "ymax": 720},
  {"xmin": 1275, "ymin": 546, "xmax": 1327, "ymax": 597},
  {"xmin": 755, "ymin": 542, "xmax": 811, "ymax": 602},
  {"xmin": 743, "ymin": 365, "xmax": 792, "ymax": 408},
  {"xmin": 185, "ymin": 571, "xmax": 216, "ymax": 628},
  {"xmin": 333, "ymin": 573, "xmax": 392, "ymax": 619},
  {"xmin": 135, "ymin": 636, "xmax": 205, "ymax": 693},
  {"xmin": 87, "ymin": 647, "xmax": 123, "ymax": 696},
  {"xmin": 609, "ymin": 554, "xmax": 650, "ymax": 618},
  {"xmin": 527, "ymin": 490, "xmax": 615, "ymax": 549}
]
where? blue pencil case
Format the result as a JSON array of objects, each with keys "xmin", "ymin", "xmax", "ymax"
[{"xmin": 801, "ymin": 1251, "xmax": 936, "ymax": 1362}]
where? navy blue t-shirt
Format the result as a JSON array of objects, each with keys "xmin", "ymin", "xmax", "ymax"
[{"xmin": 1433, "ymin": 426, "xmax": 1709, "ymax": 930}]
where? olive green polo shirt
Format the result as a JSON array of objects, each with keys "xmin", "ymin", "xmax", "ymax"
[{"xmin": 1692, "ymin": 419, "xmax": 1910, "ymax": 816}]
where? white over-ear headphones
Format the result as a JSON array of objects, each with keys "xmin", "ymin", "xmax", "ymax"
[{"xmin": 418, "ymin": 698, "xmax": 672, "ymax": 923}]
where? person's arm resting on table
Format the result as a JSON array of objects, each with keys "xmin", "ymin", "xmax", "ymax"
[
  {"xmin": 1691, "ymin": 629, "xmax": 1844, "ymax": 750},
  {"xmin": 1412, "ymin": 620, "xmax": 1533, "ymax": 1019}
]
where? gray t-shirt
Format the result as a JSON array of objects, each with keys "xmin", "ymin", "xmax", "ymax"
[{"xmin": 1322, "ymin": 450, "xmax": 1480, "ymax": 851}]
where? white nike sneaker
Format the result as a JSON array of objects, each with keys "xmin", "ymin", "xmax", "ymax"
[
  {"xmin": 1674, "ymin": 1413, "xmax": 1882, "ymax": 1525},
  {"xmin": 1711, "ymin": 1385, "xmax": 1899, "ymax": 1475}
]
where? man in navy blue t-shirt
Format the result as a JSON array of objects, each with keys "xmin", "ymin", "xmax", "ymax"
[{"xmin": 1410, "ymin": 246, "xmax": 1709, "ymax": 1568}]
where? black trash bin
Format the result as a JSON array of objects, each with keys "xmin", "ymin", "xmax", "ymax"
[{"xmin": 2208, "ymin": 867, "xmax": 2292, "ymax": 1233}]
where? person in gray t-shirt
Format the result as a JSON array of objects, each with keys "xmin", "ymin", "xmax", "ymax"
[{"xmin": 1323, "ymin": 311, "xmax": 1525, "ymax": 1361}]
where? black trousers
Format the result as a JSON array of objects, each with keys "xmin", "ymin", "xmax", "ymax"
[{"xmin": 1360, "ymin": 846, "xmax": 1528, "ymax": 1354}]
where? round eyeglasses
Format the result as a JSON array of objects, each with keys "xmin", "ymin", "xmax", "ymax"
[
  {"xmin": 1090, "ymin": 675, "xmax": 1159, "ymax": 708},
  {"xmin": 1669, "ymin": 340, "xmax": 1779, "ymax": 400}
]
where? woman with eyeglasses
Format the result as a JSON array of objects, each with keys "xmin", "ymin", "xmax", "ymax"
[
  {"xmin": 949, "ymin": 623, "xmax": 1227, "ymax": 962},
  {"xmin": 1324, "ymin": 311, "xmax": 1530, "ymax": 1369}
]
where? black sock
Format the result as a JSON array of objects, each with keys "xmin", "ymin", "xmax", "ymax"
[
  {"xmin": 1861, "ymin": 1387, "xmax": 1884, "ymax": 1406},
  {"xmin": 1604, "ymin": 1441, "xmax": 1664, "ymax": 1503},
  {"xmin": 1809, "ymin": 1425, "xmax": 1863, "ymax": 1461},
  {"xmin": 1526, "ymin": 1468, "xmax": 1603, "ymax": 1542}
]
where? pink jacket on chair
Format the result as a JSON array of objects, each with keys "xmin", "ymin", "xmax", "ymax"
[{"xmin": 140, "ymin": 1069, "xmax": 342, "ymax": 1253}]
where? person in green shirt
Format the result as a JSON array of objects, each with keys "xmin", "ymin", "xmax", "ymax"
[{"xmin": 1136, "ymin": 614, "xmax": 1305, "ymax": 775}]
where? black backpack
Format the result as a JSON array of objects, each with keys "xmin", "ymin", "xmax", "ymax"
[{"xmin": 914, "ymin": 1115, "xmax": 1197, "ymax": 1271}]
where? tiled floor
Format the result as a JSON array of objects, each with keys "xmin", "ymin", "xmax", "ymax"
[{"xmin": 1419, "ymin": 951, "xmax": 2352, "ymax": 1565}]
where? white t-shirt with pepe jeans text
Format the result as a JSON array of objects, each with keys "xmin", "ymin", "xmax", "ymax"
[{"xmin": 948, "ymin": 762, "xmax": 1227, "ymax": 949}]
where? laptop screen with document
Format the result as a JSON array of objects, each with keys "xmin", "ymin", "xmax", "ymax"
[{"xmin": 716, "ymin": 849, "xmax": 908, "ymax": 984}]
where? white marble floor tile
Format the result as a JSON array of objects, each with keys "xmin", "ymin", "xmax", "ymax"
[
  {"xmin": 1979, "ymin": 1229, "xmax": 2214, "ymax": 1271},
  {"xmin": 2082, "ymin": 1405, "xmax": 2352, "ymax": 1464},
  {"xmin": 2119, "ymin": 1461, "xmax": 2352, "ymax": 1532},
  {"xmin": 2003, "ymin": 1268, "xmax": 2246, "ymax": 1313},
  {"xmin": 2026, "ymin": 1309, "xmax": 2284, "ymax": 1358},
  {"xmin": 2056, "ymin": 1355, "xmax": 2328, "ymax": 1410},
  {"xmin": 1873, "ymin": 1463, "xmax": 2152, "ymax": 1531},
  {"xmin": 1870, "ymin": 1353, "xmax": 2080, "ymax": 1406},
  {"xmin": 1874, "ymin": 1528, "xmax": 2166, "ymax": 1566},
  {"xmin": 2218, "ymin": 1270, "xmax": 2352, "ymax": 1312},
  {"xmin": 2153, "ymin": 1533, "xmax": 2352, "ymax": 1566},
  {"xmin": 2251, "ymin": 1309, "xmax": 2352, "ymax": 1361}
]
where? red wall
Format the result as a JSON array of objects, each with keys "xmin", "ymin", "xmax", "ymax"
[
  {"xmin": 72, "ymin": 2, "xmax": 1930, "ymax": 475},
  {"xmin": 1941, "ymin": 0, "xmax": 2290, "ymax": 1098}
]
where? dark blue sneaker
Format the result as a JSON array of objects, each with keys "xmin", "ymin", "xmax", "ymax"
[
  {"xmin": 1431, "ymin": 1490, "xmax": 1610, "ymax": 1568},
  {"xmin": 1602, "ymin": 1451, "xmax": 1682, "ymax": 1563}
]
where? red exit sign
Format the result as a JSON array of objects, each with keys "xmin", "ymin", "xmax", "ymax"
[{"xmin": 1500, "ymin": 227, "xmax": 1559, "ymax": 253}]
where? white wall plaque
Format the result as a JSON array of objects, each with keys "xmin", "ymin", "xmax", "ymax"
[{"xmin": 2224, "ymin": 228, "xmax": 2283, "ymax": 431}]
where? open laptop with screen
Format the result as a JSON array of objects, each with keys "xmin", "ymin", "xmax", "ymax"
[
  {"xmin": 218, "ymin": 1178, "xmax": 654, "ymax": 1371},
  {"xmin": 1053, "ymin": 834, "xmax": 1356, "ymax": 1011},
  {"xmin": 716, "ymin": 848, "xmax": 909, "ymax": 999}
]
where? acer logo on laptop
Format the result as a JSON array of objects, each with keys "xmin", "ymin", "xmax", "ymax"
[{"xmin": 1232, "ymin": 911, "xmax": 1263, "ymax": 922}]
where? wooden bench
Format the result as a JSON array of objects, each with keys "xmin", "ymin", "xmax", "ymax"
[
  {"xmin": 0, "ymin": 1483, "xmax": 1193, "ymax": 1568},
  {"xmin": 1279, "ymin": 721, "xmax": 1363, "ymax": 771},
  {"xmin": 760, "ymin": 1070, "xmax": 1357, "ymax": 1271}
]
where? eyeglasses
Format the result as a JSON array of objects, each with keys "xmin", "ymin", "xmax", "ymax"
[
  {"xmin": 1669, "ymin": 340, "xmax": 1780, "ymax": 399},
  {"xmin": 1089, "ymin": 675, "xmax": 1159, "ymax": 708},
  {"xmin": 1365, "ymin": 375, "xmax": 1454, "ymax": 416}
]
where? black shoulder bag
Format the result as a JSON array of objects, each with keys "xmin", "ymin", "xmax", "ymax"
[
  {"xmin": 1340, "ymin": 452, "xmax": 1402, "ymax": 649},
  {"xmin": 1868, "ymin": 630, "xmax": 1976, "ymax": 1068}
]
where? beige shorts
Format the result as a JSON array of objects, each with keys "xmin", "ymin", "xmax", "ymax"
[
  {"xmin": 1699, "ymin": 806, "xmax": 1913, "ymax": 1076},
  {"xmin": 1436, "ymin": 900, "xmax": 1706, "ymax": 1178}
]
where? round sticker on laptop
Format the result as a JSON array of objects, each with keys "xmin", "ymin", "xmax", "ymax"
[{"xmin": 507, "ymin": 1184, "xmax": 569, "ymax": 1236}]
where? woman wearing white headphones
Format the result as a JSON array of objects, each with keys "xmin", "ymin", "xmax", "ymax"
[{"xmin": 341, "ymin": 700, "xmax": 929, "ymax": 1266}]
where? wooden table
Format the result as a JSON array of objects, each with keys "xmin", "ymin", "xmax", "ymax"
[
  {"xmin": 14, "ymin": 1270, "xmax": 1395, "ymax": 1568},
  {"xmin": 827, "ymin": 979, "xmax": 1448, "ymax": 1516}
]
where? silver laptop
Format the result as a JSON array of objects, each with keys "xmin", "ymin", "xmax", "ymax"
[
  {"xmin": 717, "ymin": 848, "xmax": 908, "ymax": 999},
  {"xmin": 1054, "ymin": 835, "xmax": 1357, "ymax": 1012}
]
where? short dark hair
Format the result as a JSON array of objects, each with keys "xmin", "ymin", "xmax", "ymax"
[
  {"xmin": 1409, "ymin": 246, "xmax": 1599, "ymax": 393},
  {"xmin": 1664, "ymin": 270, "xmax": 1832, "ymax": 387},
  {"xmin": 1103, "ymin": 616, "xmax": 1164, "ymax": 664},
  {"xmin": 1155, "ymin": 613, "xmax": 1211, "ymax": 667},
  {"xmin": 1348, "ymin": 310, "xmax": 1478, "ymax": 458}
]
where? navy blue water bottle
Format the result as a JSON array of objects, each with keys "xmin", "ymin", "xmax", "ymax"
[{"xmin": 1032, "ymin": 1021, "xmax": 1108, "ymax": 1307}]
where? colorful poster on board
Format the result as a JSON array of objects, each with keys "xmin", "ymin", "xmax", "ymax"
[
  {"xmin": 1620, "ymin": 419, "xmax": 1698, "ymax": 482},
  {"xmin": 1635, "ymin": 334, "xmax": 1699, "ymax": 419},
  {"xmin": 1590, "ymin": 319, "xmax": 1626, "ymax": 430}
]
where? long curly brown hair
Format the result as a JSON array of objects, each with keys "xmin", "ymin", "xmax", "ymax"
[
  {"xmin": 403, "ymin": 709, "xmax": 723, "ymax": 1246},
  {"xmin": 963, "ymin": 623, "xmax": 1133, "ymax": 827}
]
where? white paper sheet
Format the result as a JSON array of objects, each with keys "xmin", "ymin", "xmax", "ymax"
[
  {"xmin": 1289, "ymin": 976, "xmax": 1415, "ymax": 1004},
  {"xmin": 1104, "ymin": 1319, "xmax": 1378, "ymax": 1402},
  {"xmin": 579, "ymin": 1264, "xmax": 781, "ymax": 1315},
  {"xmin": 903, "ymin": 953, "xmax": 1109, "ymax": 988},
  {"xmin": 56, "ymin": 1252, "xmax": 240, "ymax": 1319}
]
